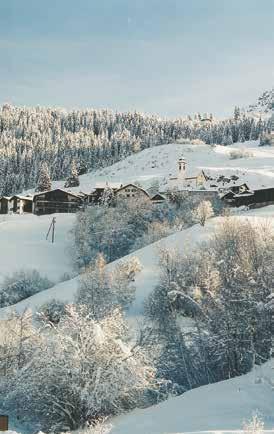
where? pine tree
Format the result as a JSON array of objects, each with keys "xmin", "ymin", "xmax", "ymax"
[
  {"xmin": 64, "ymin": 160, "xmax": 80, "ymax": 188},
  {"xmin": 36, "ymin": 162, "xmax": 51, "ymax": 192}
]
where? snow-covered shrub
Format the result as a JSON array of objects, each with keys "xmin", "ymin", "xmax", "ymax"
[
  {"xmin": 110, "ymin": 256, "xmax": 142, "ymax": 309},
  {"xmin": 192, "ymin": 200, "xmax": 214, "ymax": 226},
  {"xmin": 72, "ymin": 197, "xmax": 176, "ymax": 269},
  {"xmin": 37, "ymin": 299, "xmax": 67, "ymax": 324},
  {"xmin": 0, "ymin": 270, "xmax": 53, "ymax": 307},
  {"xmin": 3, "ymin": 306, "xmax": 155, "ymax": 432},
  {"xmin": 77, "ymin": 254, "xmax": 141, "ymax": 316},
  {"xmin": 243, "ymin": 413, "xmax": 264, "ymax": 434},
  {"xmin": 132, "ymin": 221, "xmax": 173, "ymax": 250},
  {"xmin": 229, "ymin": 149, "xmax": 254, "ymax": 159},
  {"xmin": 145, "ymin": 219, "xmax": 274, "ymax": 388}
]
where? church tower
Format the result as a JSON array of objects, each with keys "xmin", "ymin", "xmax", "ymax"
[{"xmin": 178, "ymin": 157, "xmax": 186, "ymax": 179}]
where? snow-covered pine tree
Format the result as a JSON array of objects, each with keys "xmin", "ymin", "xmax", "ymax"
[
  {"xmin": 64, "ymin": 159, "xmax": 80, "ymax": 188},
  {"xmin": 36, "ymin": 161, "xmax": 52, "ymax": 192}
]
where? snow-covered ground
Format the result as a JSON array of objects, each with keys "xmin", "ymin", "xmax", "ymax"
[
  {"xmin": 44, "ymin": 140, "xmax": 274, "ymax": 193},
  {"xmin": 0, "ymin": 213, "xmax": 75, "ymax": 284},
  {"xmin": 110, "ymin": 360, "xmax": 274, "ymax": 433},
  {"xmin": 0, "ymin": 205, "xmax": 273, "ymax": 320}
]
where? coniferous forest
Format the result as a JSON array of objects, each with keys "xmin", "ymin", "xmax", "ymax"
[{"xmin": 0, "ymin": 104, "xmax": 270, "ymax": 195}]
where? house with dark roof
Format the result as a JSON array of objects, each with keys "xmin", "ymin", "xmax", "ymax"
[{"xmin": 32, "ymin": 188, "xmax": 85, "ymax": 215}]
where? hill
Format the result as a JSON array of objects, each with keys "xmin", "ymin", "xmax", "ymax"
[
  {"xmin": 110, "ymin": 360, "xmax": 274, "ymax": 433},
  {"xmin": 47, "ymin": 140, "xmax": 274, "ymax": 193},
  {"xmin": 0, "ymin": 204, "xmax": 273, "ymax": 320}
]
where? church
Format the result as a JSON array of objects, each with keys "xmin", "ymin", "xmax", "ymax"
[{"xmin": 168, "ymin": 157, "xmax": 207, "ymax": 190}]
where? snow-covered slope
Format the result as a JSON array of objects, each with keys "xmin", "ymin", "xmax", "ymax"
[
  {"xmin": 22, "ymin": 140, "xmax": 274, "ymax": 195},
  {"xmin": 1, "ymin": 205, "xmax": 273, "ymax": 320},
  {"xmin": 110, "ymin": 360, "xmax": 274, "ymax": 433},
  {"xmin": 47, "ymin": 140, "xmax": 274, "ymax": 193},
  {"xmin": 0, "ymin": 213, "xmax": 75, "ymax": 284}
]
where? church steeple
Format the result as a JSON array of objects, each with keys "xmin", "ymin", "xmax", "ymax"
[{"xmin": 178, "ymin": 157, "xmax": 186, "ymax": 179}]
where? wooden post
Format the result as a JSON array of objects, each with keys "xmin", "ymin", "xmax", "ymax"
[
  {"xmin": 46, "ymin": 217, "xmax": 56, "ymax": 243},
  {"xmin": 0, "ymin": 415, "xmax": 8, "ymax": 431},
  {"xmin": 52, "ymin": 217, "xmax": 56, "ymax": 243}
]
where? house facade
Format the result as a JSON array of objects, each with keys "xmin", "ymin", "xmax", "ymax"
[
  {"xmin": 0, "ymin": 197, "xmax": 12, "ymax": 214},
  {"xmin": 115, "ymin": 184, "xmax": 150, "ymax": 201},
  {"xmin": 11, "ymin": 195, "xmax": 33, "ymax": 214},
  {"xmin": 33, "ymin": 189, "xmax": 84, "ymax": 215}
]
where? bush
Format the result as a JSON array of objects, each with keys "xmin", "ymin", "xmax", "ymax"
[
  {"xmin": 0, "ymin": 270, "xmax": 53, "ymax": 307},
  {"xmin": 37, "ymin": 299, "xmax": 67, "ymax": 324},
  {"xmin": 229, "ymin": 149, "xmax": 254, "ymax": 159}
]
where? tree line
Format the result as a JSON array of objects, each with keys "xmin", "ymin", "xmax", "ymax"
[{"xmin": 0, "ymin": 103, "xmax": 270, "ymax": 195}]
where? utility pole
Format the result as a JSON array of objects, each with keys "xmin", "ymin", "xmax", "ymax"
[{"xmin": 46, "ymin": 217, "xmax": 56, "ymax": 243}]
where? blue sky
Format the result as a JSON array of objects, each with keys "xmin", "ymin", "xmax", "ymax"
[{"xmin": 1, "ymin": 0, "xmax": 274, "ymax": 117}]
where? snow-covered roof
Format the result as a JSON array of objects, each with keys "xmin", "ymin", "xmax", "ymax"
[
  {"xmin": 94, "ymin": 182, "xmax": 123, "ymax": 189},
  {"xmin": 33, "ymin": 188, "xmax": 83, "ymax": 199},
  {"xmin": 115, "ymin": 183, "xmax": 150, "ymax": 196},
  {"xmin": 11, "ymin": 195, "xmax": 33, "ymax": 201}
]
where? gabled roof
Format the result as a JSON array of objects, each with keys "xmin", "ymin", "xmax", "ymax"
[
  {"xmin": 10, "ymin": 195, "xmax": 33, "ymax": 201},
  {"xmin": 115, "ymin": 183, "xmax": 150, "ymax": 197},
  {"xmin": 151, "ymin": 193, "xmax": 166, "ymax": 201},
  {"xmin": 33, "ymin": 188, "xmax": 83, "ymax": 200}
]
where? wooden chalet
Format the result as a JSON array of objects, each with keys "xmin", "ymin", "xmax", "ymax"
[
  {"xmin": 33, "ymin": 188, "xmax": 84, "ymax": 215},
  {"xmin": 115, "ymin": 184, "xmax": 150, "ymax": 201},
  {"xmin": 11, "ymin": 195, "xmax": 33, "ymax": 214},
  {"xmin": 221, "ymin": 186, "xmax": 274, "ymax": 208},
  {"xmin": 0, "ymin": 196, "xmax": 12, "ymax": 214}
]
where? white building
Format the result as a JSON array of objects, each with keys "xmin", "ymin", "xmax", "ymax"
[{"xmin": 168, "ymin": 157, "xmax": 207, "ymax": 190}]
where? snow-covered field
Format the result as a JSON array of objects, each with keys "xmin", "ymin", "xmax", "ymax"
[{"xmin": 0, "ymin": 213, "xmax": 75, "ymax": 285}]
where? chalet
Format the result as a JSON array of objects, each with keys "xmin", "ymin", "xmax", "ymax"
[
  {"xmin": 11, "ymin": 195, "xmax": 33, "ymax": 214},
  {"xmin": 32, "ymin": 189, "xmax": 84, "ymax": 215},
  {"xmin": 115, "ymin": 183, "xmax": 150, "ymax": 201},
  {"xmin": 221, "ymin": 186, "xmax": 274, "ymax": 208},
  {"xmin": 0, "ymin": 197, "xmax": 12, "ymax": 214}
]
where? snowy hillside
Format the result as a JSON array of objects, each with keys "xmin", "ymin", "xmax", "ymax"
[
  {"xmin": 110, "ymin": 360, "xmax": 274, "ymax": 433},
  {"xmin": 43, "ymin": 140, "xmax": 274, "ymax": 193},
  {"xmin": 1, "ymin": 205, "xmax": 273, "ymax": 320}
]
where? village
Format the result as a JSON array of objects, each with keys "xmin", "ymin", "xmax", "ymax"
[{"xmin": 1, "ymin": 154, "xmax": 274, "ymax": 216}]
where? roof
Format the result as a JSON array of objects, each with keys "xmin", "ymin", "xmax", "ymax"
[
  {"xmin": 10, "ymin": 195, "xmax": 33, "ymax": 201},
  {"xmin": 151, "ymin": 193, "xmax": 166, "ymax": 201},
  {"xmin": 115, "ymin": 183, "xmax": 150, "ymax": 197},
  {"xmin": 33, "ymin": 188, "xmax": 83, "ymax": 200},
  {"xmin": 94, "ymin": 182, "xmax": 123, "ymax": 190}
]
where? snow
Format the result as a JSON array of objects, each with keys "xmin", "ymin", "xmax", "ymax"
[
  {"xmin": 0, "ymin": 213, "xmax": 75, "ymax": 284},
  {"xmin": 109, "ymin": 360, "xmax": 274, "ymax": 433},
  {"xmin": 1, "ymin": 205, "xmax": 273, "ymax": 320},
  {"xmin": 38, "ymin": 140, "xmax": 274, "ymax": 194}
]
